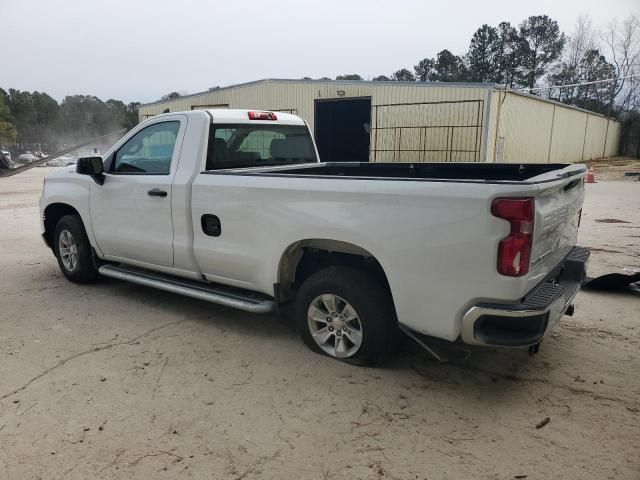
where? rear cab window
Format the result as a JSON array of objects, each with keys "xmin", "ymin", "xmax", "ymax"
[{"xmin": 205, "ymin": 124, "xmax": 317, "ymax": 170}]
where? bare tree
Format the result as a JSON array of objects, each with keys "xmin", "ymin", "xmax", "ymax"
[
  {"xmin": 547, "ymin": 15, "xmax": 599, "ymax": 103},
  {"xmin": 567, "ymin": 15, "xmax": 598, "ymax": 67},
  {"xmin": 602, "ymin": 15, "xmax": 640, "ymax": 113},
  {"xmin": 626, "ymin": 76, "xmax": 640, "ymax": 112}
]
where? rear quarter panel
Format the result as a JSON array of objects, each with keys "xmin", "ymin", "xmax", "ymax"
[{"xmin": 191, "ymin": 174, "xmax": 541, "ymax": 341}]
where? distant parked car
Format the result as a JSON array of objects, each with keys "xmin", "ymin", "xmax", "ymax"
[
  {"xmin": 18, "ymin": 153, "xmax": 37, "ymax": 164},
  {"xmin": 45, "ymin": 154, "xmax": 77, "ymax": 167},
  {"xmin": 1, "ymin": 150, "xmax": 11, "ymax": 162}
]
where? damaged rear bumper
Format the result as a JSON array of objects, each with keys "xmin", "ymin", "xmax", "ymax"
[{"xmin": 461, "ymin": 246, "xmax": 590, "ymax": 347}]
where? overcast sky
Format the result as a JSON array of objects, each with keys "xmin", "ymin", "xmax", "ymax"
[{"xmin": 2, "ymin": 0, "xmax": 638, "ymax": 104}]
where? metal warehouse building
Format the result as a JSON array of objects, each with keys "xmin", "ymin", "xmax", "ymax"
[{"xmin": 138, "ymin": 79, "xmax": 621, "ymax": 164}]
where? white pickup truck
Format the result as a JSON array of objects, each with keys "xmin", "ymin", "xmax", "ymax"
[{"xmin": 40, "ymin": 109, "xmax": 589, "ymax": 365}]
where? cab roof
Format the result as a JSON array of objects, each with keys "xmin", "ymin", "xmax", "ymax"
[
  {"xmin": 205, "ymin": 109, "xmax": 305, "ymax": 125},
  {"xmin": 142, "ymin": 108, "xmax": 307, "ymax": 126}
]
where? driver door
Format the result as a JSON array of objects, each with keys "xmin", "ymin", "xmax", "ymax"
[{"xmin": 90, "ymin": 116, "xmax": 186, "ymax": 267}]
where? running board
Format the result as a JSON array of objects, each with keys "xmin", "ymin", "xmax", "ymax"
[{"xmin": 98, "ymin": 264, "xmax": 276, "ymax": 314}]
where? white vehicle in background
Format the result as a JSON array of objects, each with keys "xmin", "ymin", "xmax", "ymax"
[
  {"xmin": 44, "ymin": 154, "xmax": 77, "ymax": 167},
  {"xmin": 1, "ymin": 150, "xmax": 11, "ymax": 162},
  {"xmin": 39, "ymin": 109, "xmax": 589, "ymax": 365},
  {"xmin": 18, "ymin": 152, "xmax": 37, "ymax": 164}
]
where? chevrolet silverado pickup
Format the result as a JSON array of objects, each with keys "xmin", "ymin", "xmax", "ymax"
[{"xmin": 39, "ymin": 109, "xmax": 589, "ymax": 365}]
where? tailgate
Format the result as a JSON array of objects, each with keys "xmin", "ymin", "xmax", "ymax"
[{"xmin": 525, "ymin": 165, "xmax": 586, "ymax": 290}]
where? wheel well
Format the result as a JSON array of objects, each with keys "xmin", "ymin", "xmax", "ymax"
[
  {"xmin": 43, "ymin": 203, "xmax": 81, "ymax": 248},
  {"xmin": 277, "ymin": 239, "xmax": 392, "ymax": 304}
]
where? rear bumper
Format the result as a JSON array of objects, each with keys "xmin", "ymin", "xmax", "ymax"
[{"xmin": 461, "ymin": 246, "xmax": 590, "ymax": 347}]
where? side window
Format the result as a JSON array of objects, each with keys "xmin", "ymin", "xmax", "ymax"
[{"xmin": 113, "ymin": 121, "xmax": 180, "ymax": 174}]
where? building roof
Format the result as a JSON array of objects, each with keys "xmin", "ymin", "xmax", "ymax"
[
  {"xmin": 495, "ymin": 86, "xmax": 618, "ymax": 120},
  {"xmin": 139, "ymin": 78, "xmax": 494, "ymax": 107},
  {"xmin": 140, "ymin": 77, "xmax": 619, "ymax": 121}
]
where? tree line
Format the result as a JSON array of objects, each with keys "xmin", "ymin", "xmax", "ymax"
[
  {"xmin": 333, "ymin": 14, "xmax": 639, "ymax": 118},
  {"xmin": 1, "ymin": 14, "xmax": 638, "ymax": 151},
  {"xmin": 0, "ymin": 88, "xmax": 139, "ymax": 148}
]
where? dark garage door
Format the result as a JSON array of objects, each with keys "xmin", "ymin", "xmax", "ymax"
[{"xmin": 315, "ymin": 98, "xmax": 371, "ymax": 163}]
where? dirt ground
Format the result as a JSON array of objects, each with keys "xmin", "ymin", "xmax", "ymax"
[
  {"xmin": 587, "ymin": 157, "xmax": 640, "ymax": 182},
  {"xmin": 0, "ymin": 166, "xmax": 638, "ymax": 480}
]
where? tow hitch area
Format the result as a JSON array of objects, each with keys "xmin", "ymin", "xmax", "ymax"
[
  {"xmin": 528, "ymin": 341, "xmax": 541, "ymax": 355},
  {"xmin": 461, "ymin": 246, "xmax": 589, "ymax": 348}
]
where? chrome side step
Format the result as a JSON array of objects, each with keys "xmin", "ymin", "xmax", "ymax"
[{"xmin": 98, "ymin": 264, "xmax": 276, "ymax": 314}]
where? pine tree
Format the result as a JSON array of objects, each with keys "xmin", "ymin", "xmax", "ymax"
[{"xmin": 467, "ymin": 25, "xmax": 500, "ymax": 82}]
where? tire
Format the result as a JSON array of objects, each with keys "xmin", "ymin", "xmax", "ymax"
[
  {"xmin": 294, "ymin": 266, "xmax": 397, "ymax": 366},
  {"xmin": 53, "ymin": 214, "xmax": 99, "ymax": 283}
]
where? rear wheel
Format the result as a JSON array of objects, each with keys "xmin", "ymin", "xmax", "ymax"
[
  {"xmin": 294, "ymin": 266, "xmax": 397, "ymax": 366},
  {"xmin": 53, "ymin": 215, "xmax": 99, "ymax": 283}
]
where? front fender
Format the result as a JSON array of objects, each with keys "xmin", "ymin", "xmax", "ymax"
[{"xmin": 40, "ymin": 172, "xmax": 102, "ymax": 256}]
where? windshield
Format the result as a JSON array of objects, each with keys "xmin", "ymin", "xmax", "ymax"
[{"xmin": 205, "ymin": 124, "xmax": 317, "ymax": 170}]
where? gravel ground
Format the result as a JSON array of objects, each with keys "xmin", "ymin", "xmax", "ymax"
[
  {"xmin": 588, "ymin": 157, "xmax": 640, "ymax": 181},
  {"xmin": 0, "ymin": 167, "xmax": 638, "ymax": 480}
]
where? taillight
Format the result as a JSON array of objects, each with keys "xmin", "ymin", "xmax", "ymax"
[
  {"xmin": 491, "ymin": 198, "xmax": 535, "ymax": 277},
  {"xmin": 248, "ymin": 111, "xmax": 277, "ymax": 120}
]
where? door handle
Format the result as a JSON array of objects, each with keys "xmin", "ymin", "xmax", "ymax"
[{"xmin": 148, "ymin": 188, "xmax": 167, "ymax": 197}]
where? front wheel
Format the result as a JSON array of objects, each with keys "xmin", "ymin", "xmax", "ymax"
[
  {"xmin": 294, "ymin": 266, "xmax": 397, "ymax": 366},
  {"xmin": 53, "ymin": 214, "xmax": 99, "ymax": 283}
]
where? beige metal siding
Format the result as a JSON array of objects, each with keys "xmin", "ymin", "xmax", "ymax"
[
  {"xmin": 549, "ymin": 106, "xmax": 587, "ymax": 163},
  {"xmin": 487, "ymin": 90, "xmax": 622, "ymax": 163},
  {"xmin": 139, "ymin": 80, "xmax": 622, "ymax": 164},
  {"xmin": 139, "ymin": 80, "xmax": 491, "ymax": 163},
  {"xmin": 368, "ymin": 84, "xmax": 489, "ymax": 162},
  {"xmin": 491, "ymin": 91, "xmax": 555, "ymax": 163},
  {"xmin": 605, "ymin": 120, "xmax": 621, "ymax": 157},
  {"xmin": 583, "ymin": 115, "xmax": 607, "ymax": 161},
  {"xmin": 371, "ymin": 96, "xmax": 486, "ymax": 162}
]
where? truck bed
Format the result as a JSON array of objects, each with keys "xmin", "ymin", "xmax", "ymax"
[
  {"xmin": 192, "ymin": 157, "xmax": 587, "ymax": 341},
  {"xmin": 209, "ymin": 162, "xmax": 586, "ymax": 183}
]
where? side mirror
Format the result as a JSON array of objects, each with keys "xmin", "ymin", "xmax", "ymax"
[{"xmin": 76, "ymin": 156, "xmax": 105, "ymax": 185}]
